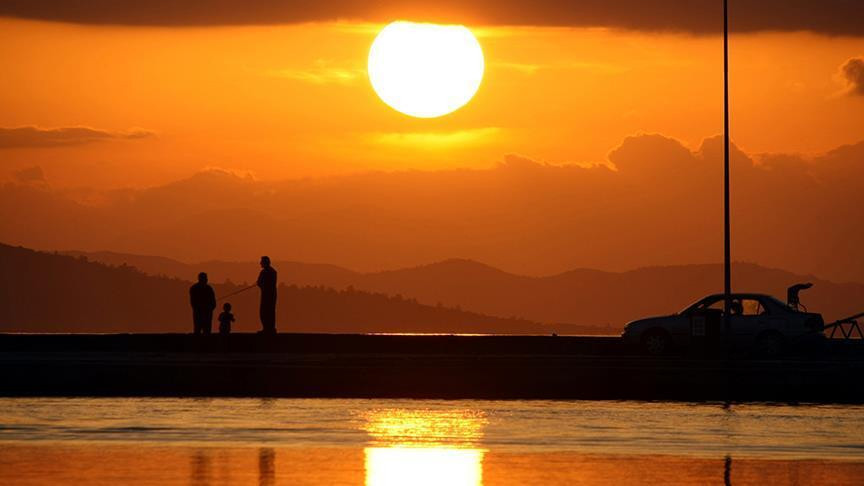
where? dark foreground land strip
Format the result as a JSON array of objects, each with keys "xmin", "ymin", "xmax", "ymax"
[{"xmin": 1, "ymin": 333, "xmax": 862, "ymax": 403}]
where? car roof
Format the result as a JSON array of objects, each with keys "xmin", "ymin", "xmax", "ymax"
[
  {"xmin": 682, "ymin": 293, "xmax": 790, "ymax": 313},
  {"xmin": 703, "ymin": 293, "xmax": 773, "ymax": 300}
]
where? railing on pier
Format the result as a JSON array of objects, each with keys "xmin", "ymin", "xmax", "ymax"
[{"xmin": 824, "ymin": 312, "xmax": 864, "ymax": 340}]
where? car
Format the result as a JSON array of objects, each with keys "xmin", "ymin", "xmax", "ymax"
[{"xmin": 621, "ymin": 293, "xmax": 825, "ymax": 357}]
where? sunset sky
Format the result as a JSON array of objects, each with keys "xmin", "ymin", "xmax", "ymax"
[
  {"xmin": 1, "ymin": 1, "xmax": 863, "ymax": 282},
  {"xmin": 1, "ymin": 1, "xmax": 862, "ymax": 188},
  {"xmin": 6, "ymin": 9, "xmax": 864, "ymax": 486}
]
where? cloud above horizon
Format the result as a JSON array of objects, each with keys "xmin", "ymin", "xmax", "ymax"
[
  {"xmin": 2, "ymin": 1, "xmax": 863, "ymax": 35},
  {"xmin": 0, "ymin": 126, "xmax": 154, "ymax": 149},
  {"xmin": 3, "ymin": 131, "xmax": 863, "ymax": 283},
  {"xmin": 372, "ymin": 127, "xmax": 501, "ymax": 147},
  {"xmin": 841, "ymin": 57, "xmax": 864, "ymax": 96},
  {"xmin": 268, "ymin": 59, "xmax": 365, "ymax": 85},
  {"xmin": 12, "ymin": 166, "xmax": 46, "ymax": 184}
]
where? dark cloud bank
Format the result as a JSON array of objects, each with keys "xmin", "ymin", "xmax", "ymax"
[
  {"xmin": 2, "ymin": 133, "xmax": 863, "ymax": 283},
  {"xmin": 1, "ymin": 0, "xmax": 862, "ymax": 35},
  {"xmin": 0, "ymin": 126, "xmax": 153, "ymax": 149},
  {"xmin": 842, "ymin": 57, "xmax": 864, "ymax": 96},
  {"xmin": 12, "ymin": 166, "xmax": 46, "ymax": 184}
]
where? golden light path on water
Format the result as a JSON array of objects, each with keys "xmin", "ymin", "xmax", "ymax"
[
  {"xmin": 4, "ymin": 399, "xmax": 864, "ymax": 485},
  {"xmin": 363, "ymin": 408, "xmax": 487, "ymax": 486}
]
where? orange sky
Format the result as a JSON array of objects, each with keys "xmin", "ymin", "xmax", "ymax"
[
  {"xmin": 1, "ymin": 17, "xmax": 862, "ymax": 188},
  {"xmin": 1, "ymin": 15, "xmax": 863, "ymax": 283}
]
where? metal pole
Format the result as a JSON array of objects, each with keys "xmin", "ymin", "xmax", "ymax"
[{"xmin": 723, "ymin": 0, "xmax": 732, "ymax": 343}]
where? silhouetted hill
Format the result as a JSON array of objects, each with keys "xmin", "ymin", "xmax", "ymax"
[
  {"xmin": 1, "ymin": 244, "xmax": 567, "ymax": 334},
  {"xmin": 62, "ymin": 250, "xmax": 864, "ymax": 328}
]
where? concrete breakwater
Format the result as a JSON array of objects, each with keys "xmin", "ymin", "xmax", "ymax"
[{"xmin": 1, "ymin": 333, "xmax": 862, "ymax": 402}]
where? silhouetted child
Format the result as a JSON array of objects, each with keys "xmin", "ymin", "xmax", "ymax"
[{"xmin": 218, "ymin": 303, "xmax": 235, "ymax": 335}]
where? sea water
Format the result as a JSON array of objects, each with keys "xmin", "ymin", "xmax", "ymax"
[{"xmin": 1, "ymin": 398, "xmax": 863, "ymax": 485}]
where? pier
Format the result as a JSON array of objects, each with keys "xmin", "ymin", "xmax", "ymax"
[{"xmin": 1, "ymin": 333, "xmax": 862, "ymax": 402}]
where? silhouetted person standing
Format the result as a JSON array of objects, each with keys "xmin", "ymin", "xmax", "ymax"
[
  {"xmin": 787, "ymin": 282, "xmax": 813, "ymax": 311},
  {"xmin": 257, "ymin": 256, "xmax": 277, "ymax": 334},
  {"xmin": 218, "ymin": 302, "xmax": 235, "ymax": 335},
  {"xmin": 189, "ymin": 272, "xmax": 216, "ymax": 334}
]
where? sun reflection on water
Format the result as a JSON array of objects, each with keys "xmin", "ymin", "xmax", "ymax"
[{"xmin": 363, "ymin": 408, "xmax": 487, "ymax": 486}]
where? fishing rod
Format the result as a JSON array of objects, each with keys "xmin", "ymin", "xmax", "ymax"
[{"xmin": 217, "ymin": 284, "xmax": 258, "ymax": 302}]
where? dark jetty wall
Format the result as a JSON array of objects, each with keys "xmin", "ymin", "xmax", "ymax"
[{"xmin": 1, "ymin": 334, "xmax": 862, "ymax": 403}]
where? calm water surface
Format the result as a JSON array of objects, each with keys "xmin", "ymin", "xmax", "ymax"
[{"xmin": 1, "ymin": 398, "xmax": 863, "ymax": 485}]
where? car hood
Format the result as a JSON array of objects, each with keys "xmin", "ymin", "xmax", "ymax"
[{"xmin": 624, "ymin": 315, "xmax": 677, "ymax": 331}]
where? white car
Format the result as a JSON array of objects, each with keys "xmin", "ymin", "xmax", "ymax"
[{"xmin": 621, "ymin": 293, "xmax": 825, "ymax": 356}]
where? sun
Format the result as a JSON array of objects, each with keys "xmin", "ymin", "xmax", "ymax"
[{"xmin": 368, "ymin": 21, "xmax": 485, "ymax": 118}]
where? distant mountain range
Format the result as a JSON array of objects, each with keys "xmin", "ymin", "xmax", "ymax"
[
  {"xmin": 63, "ymin": 249, "xmax": 864, "ymax": 327},
  {"xmin": 2, "ymin": 243, "xmax": 562, "ymax": 335}
]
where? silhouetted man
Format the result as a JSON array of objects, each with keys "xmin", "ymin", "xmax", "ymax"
[
  {"xmin": 729, "ymin": 299, "xmax": 743, "ymax": 316},
  {"xmin": 257, "ymin": 256, "xmax": 277, "ymax": 334},
  {"xmin": 189, "ymin": 272, "xmax": 216, "ymax": 334},
  {"xmin": 787, "ymin": 282, "xmax": 813, "ymax": 310}
]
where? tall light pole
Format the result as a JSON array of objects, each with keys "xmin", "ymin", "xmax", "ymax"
[{"xmin": 723, "ymin": 0, "xmax": 732, "ymax": 342}]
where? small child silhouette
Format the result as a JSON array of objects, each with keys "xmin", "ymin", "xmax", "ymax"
[{"xmin": 218, "ymin": 303, "xmax": 235, "ymax": 335}]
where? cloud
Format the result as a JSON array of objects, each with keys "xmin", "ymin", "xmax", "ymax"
[
  {"xmin": 492, "ymin": 62, "xmax": 542, "ymax": 75},
  {"xmin": 0, "ymin": 126, "xmax": 154, "ymax": 149},
  {"xmin": 492, "ymin": 61, "xmax": 626, "ymax": 75},
  {"xmin": 268, "ymin": 60, "xmax": 365, "ymax": 85},
  {"xmin": 608, "ymin": 133, "xmax": 696, "ymax": 174},
  {"xmin": 2, "ymin": 132, "xmax": 863, "ymax": 283},
  {"xmin": 841, "ymin": 57, "xmax": 864, "ymax": 96},
  {"xmin": 1, "ymin": 1, "xmax": 863, "ymax": 36},
  {"xmin": 13, "ymin": 166, "xmax": 46, "ymax": 184},
  {"xmin": 198, "ymin": 166, "xmax": 259, "ymax": 181},
  {"xmin": 372, "ymin": 127, "xmax": 501, "ymax": 147}
]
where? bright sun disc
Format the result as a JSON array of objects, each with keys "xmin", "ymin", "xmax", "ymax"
[{"xmin": 368, "ymin": 21, "xmax": 484, "ymax": 118}]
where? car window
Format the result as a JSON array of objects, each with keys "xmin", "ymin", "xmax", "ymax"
[
  {"xmin": 685, "ymin": 296, "xmax": 774, "ymax": 315},
  {"xmin": 705, "ymin": 300, "xmax": 725, "ymax": 311},
  {"xmin": 688, "ymin": 297, "xmax": 732, "ymax": 313},
  {"xmin": 741, "ymin": 299, "xmax": 766, "ymax": 316}
]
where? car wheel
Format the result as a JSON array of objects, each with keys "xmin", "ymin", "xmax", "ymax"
[
  {"xmin": 754, "ymin": 332, "xmax": 785, "ymax": 358},
  {"xmin": 641, "ymin": 330, "xmax": 671, "ymax": 356}
]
